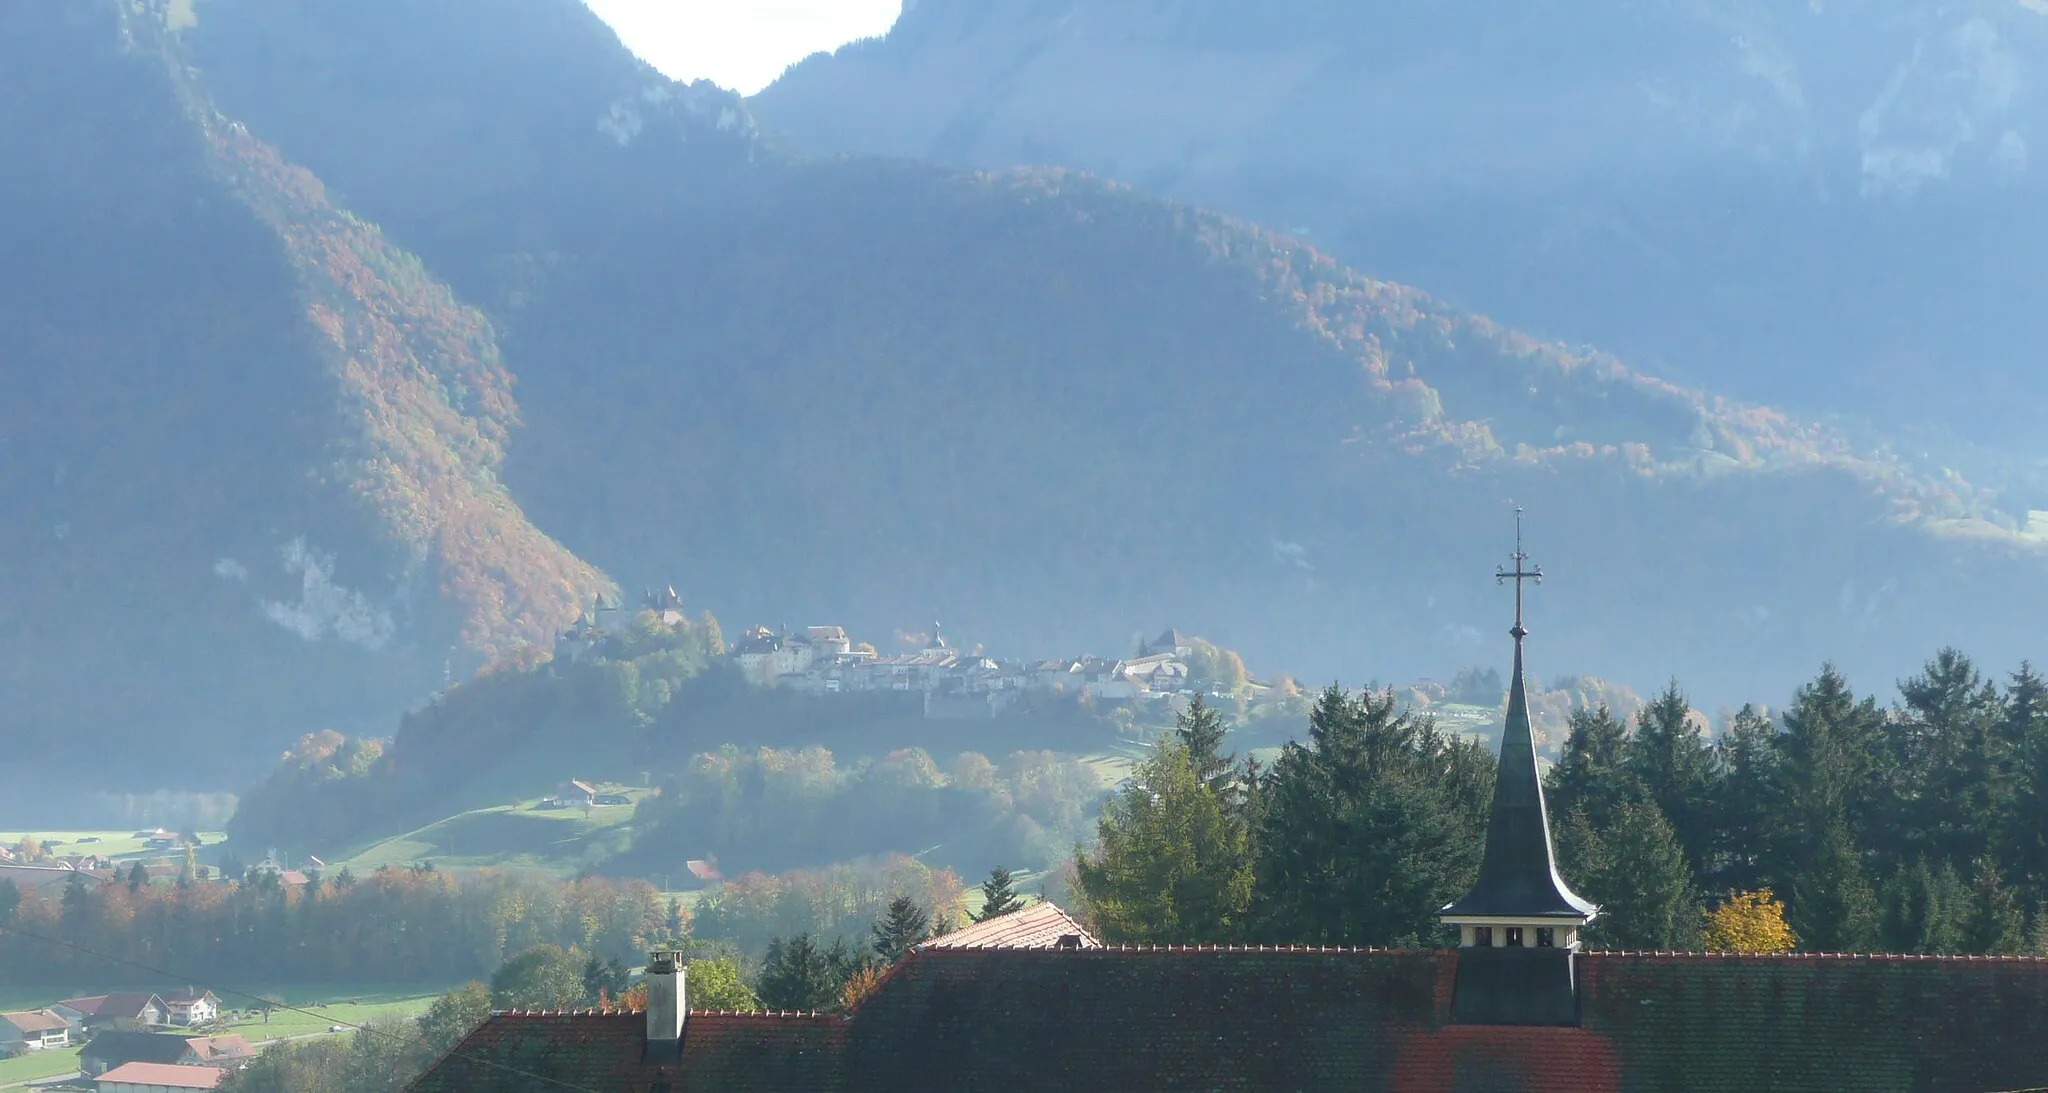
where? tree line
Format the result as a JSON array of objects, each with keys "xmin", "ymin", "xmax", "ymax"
[
  {"xmin": 0, "ymin": 864, "xmax": 676, "ymax": 983},
  {"xmin": 629, "ymin": 744, "xmax": 1101, "ymax": 876},
  {"xmin": 1072, "ymin": 654, "xmax": 2048, "ymax": 955}
]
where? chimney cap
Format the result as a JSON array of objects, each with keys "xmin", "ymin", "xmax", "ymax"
[
  {"xmin": 1056, "ymin": 934, "xmax": 1083, "ymax": 950},
  {"xmin": 648, "ymin": 949, "xmax": 683, "ymax": 974}
]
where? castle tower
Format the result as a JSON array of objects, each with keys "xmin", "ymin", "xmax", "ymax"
[{"xmin": 1439, "ymin": 510, "xmax": 1597, "ymax": 1025}]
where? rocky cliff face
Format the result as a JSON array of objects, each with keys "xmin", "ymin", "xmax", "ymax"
[{"xmin": 752, "ymin": 1, "xmax": 2048, "ymax": 473}]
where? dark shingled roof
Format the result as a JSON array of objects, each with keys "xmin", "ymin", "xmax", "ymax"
[
  {"xmin": 80, "ymin": 1030, "xmax": 193, "ymax": 1070},
  {"xmin": 1440, "ymin": 629, "xmax": 1597, "ymax": 921},
  {"xmin": 408, "ymin": 1010, "xmax": 843, "ymax": 1093},
  {"xmin": 407, "ymin": 948, "xmax": 2048, "ymax": 1092}
]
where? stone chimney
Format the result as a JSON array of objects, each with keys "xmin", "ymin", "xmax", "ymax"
[{"xmin": 645, "ymin": 949, "xmax": 685, "ymax": 1046}]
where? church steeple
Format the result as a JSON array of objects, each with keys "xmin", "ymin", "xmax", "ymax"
[{"xmin": 1440, "ymin": 509, "xmax": 1597, "ymax": 949}]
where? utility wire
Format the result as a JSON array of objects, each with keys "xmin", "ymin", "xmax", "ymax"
[{"xmin": 0, "ymin": 921, "xmax": 602, "ymax": 1093}]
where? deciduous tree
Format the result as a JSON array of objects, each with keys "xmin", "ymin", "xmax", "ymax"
[
  {"xmin": 1701, "ymin": 889, "xmax": 1796, "ymax": 953},
  {"xmin": 489, "ymin": 944, "xmax": 585, "ymax": 1010},
  {"xmin": 683, "ymin": 957, "xmax": 759, "ymax": 1012}
]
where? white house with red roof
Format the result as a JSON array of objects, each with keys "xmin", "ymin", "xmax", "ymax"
[{"xmin": 0, "ymin": 1009, "xmax": 71, "ymax": 1053}]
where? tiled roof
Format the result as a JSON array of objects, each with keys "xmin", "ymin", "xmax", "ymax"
[
  {"xmin": 183, "ymin": 1034, "xmax": 254, "ymax": 1060},
  {"xmin": 96, "ymin": 1061, "xmax": 223, "ymax": 1089},
  {"xmin": 0, "ymin": 864, "xmax": 104, "ymax": 891},
  {"xmin": 1579, "ymin": 951, "xmax": 2048, "ymax": 1093},
  {"xmin": 1, "ymin": 1009, "xmax": 69, "ymax": 1033},
  {"xmin": 408, "ymin": 1010, "xmax": 844, "ymax": 1093},
  {"xmin": 918, "ymin": 902, "xmax": 1100, "ymax": 950},
  {"xmin": 80, "ymin": 1030, "xmax": 192, "ymax": 1067},
  {"xmin": 411, "ymin": 948, "xmax": 2048, "ymax": 1093},
  {"xmin": 56, "ymin": 992, "xmax": 161, "ymax": 1019}
]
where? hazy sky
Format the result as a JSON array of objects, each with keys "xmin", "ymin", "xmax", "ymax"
[{"xmin": 584, "ymin": 0, "xmax": 903, "ymax": 95}]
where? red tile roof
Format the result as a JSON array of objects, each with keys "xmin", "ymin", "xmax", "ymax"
[
  {"xmin": 685, "ymin": 859, "xmax": 722, "ymax": 881},
  {"xmin": 918, "ymin": 902, "xmax": 1099, "ymax": 950},
  {"xmin": 96, "ymin": 1061, "xmax": 223, "ymax": 1089},
  {"xmin": 409, "ymin": 948, "xmax": 2048, "ymax": 1093},
  {"xmin": 181, "ymin": 1034, "xmax": 254, "ymax": 1061},
  {"xmin": 1, "ymin": 1009, "xmax": 69, "ymax": 1034}
]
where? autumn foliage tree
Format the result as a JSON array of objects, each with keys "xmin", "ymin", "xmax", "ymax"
[{"xmin": 1701, "ymin": 890, "xmax": 1797, "ymax": 953}]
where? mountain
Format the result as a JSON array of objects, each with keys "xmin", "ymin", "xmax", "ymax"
[
  {"xmin": 181, "ymin": 1, "xmax": 2048, "ymax": 697},
  {"xmin": 750, "ymin": 0, "xmax": 2048, "ymax": 476},
  {"xmin": 0, "ymin": 0, "xmax": 609, "ymax": 800},
  {"xmin": 6, "ymin": 0, "xmax": 2048, "ymax": 803}
]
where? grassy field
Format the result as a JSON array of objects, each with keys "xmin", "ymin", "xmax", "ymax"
[
  {"xmin": 221, "ymin": 987, "xmax": 448, "ymax": 1039},
  {"xmin": 0, "ymin": 985, "xmax": 447, "ymax": 1087},
  {"xmin": 0, "ymin": 1044, "xmax": 81, "ymax": 1087},
  {"xmin": 0, "ymin": 982, "xmax": 451, "ymax": 1018},
  {"xmin": 333, "ymin": 791, "xmax": 650, "ymax": 875},
  {"xmin": 0, "ymin": 830, "xmax": 227, "ymax": 861}
]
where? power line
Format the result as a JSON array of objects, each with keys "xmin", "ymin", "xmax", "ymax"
[{"xmin": 0, "ymin": 921, "xmax": 601, "ymax": 1093}]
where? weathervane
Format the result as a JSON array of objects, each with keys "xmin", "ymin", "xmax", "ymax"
[{"xmin": 1496, "ymin": 506, "xmax": 1541, "ymax": 640}]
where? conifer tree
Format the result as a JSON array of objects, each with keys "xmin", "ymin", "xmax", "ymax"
[
  {"xmin": 1248, "ymin": 686, "xmax": 1488, "ymax": 946},
  {"xmin": 1959, "ymin": 857, "xmax": 2028, "ymax": 955},
  {"xmin": 974, "ymin": 867, "xmax": 1025, "ymax": 922},
  {"xmin": 1566, "ymin": 800, "xmax": 1701, "ymax": 950},
  {"xmin": 1075, "ymin": 739, "xmax": 1253, "ymax": 943},
  {"xmin": 1777, "ymin": 665, "xmax": 1886, "ymax": 949},
  {"xmin": 1893, "ymin": 649, "xmax": 2006, "ymax": 870},
  {"xmin": 1175, "ymin": 694, "xmax": 1235, "ymax": 797},
  {"xmin": 1789, "ymin": 824, "xmax": 1881, "ymax": 951},
  {"xmin": 1878, "ymin": 858, "xmax": 1964, "ymax": 954},
  {"xmin": 1712, "ymin": 704, "xmax": 1781, "ymax": 893},
  {"xmin": 1626, "ymin": 682, "xmax": 1716, "ymax": 878},
  {"xmin": 1546, "ymin": 704, "xmax": 1635, "ymax": 831},
  {"xmin": 2001, "ymin": 664, "xmax": 2048, "ymax": 909},
  {"xmin": 872, "ymin": 895, "xmax": 931, "ymax": 961},
  {"xmin": 759, "ymin": 934, "xmax": 844, "ymax": 1012}
]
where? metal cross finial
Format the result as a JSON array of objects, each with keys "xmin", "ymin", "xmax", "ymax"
[{"xmin": 1496, "ymin": 506, "xmax": 1541, "ymax": 640}]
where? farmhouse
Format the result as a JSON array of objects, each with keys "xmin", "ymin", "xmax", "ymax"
[
  {"xmin": 0, "ymin": 1009, "xmax": 70, "ymax": 1053},
  {"xmin": 158, "ymin": 990, "xmax": 220, "ymax": 1028},
  {"xmin": 177, "ymin": 1035, "xmax": 253, "ymax": 1067},
  {"xmin": 413, "ymin": 579, "xmax": 2048, "ymax": 1093},
  {"xmin": 79, "ymin": 1031, "xmax": 191, "ymax": 1078},
  {"xmin": 53, "ymin": 993, "xmax": 168, "ymax": 1035}
]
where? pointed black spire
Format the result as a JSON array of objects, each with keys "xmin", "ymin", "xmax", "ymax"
[{"xmin": 1440, "ymin": 510, "xmax": 1596, "ymax": 923}]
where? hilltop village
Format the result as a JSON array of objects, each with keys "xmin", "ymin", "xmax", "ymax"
[{"xmin": 554, "ymin": 587, "xmax": 1248, "ymax": 720}]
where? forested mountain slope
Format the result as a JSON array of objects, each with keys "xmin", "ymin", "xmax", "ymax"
[
  {"xmin": 6, "ymin": 0, "xmax": 2048, "ymax": 801},
  {"xmin": 0, "ymin": 1, "xmax": 607, "ymax": 795},
  {"xmin": 750, "ymin": 0, "xmax": 2048, "ymax": 473},
  {"xmin": 181, "ymin": 0, "xmax": 2048, "ymax": 710}
]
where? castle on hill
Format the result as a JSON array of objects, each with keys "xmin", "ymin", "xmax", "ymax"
[{"xmin": 417, "ymin": 531, "xmax": 2048, "ymax": 1093}]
